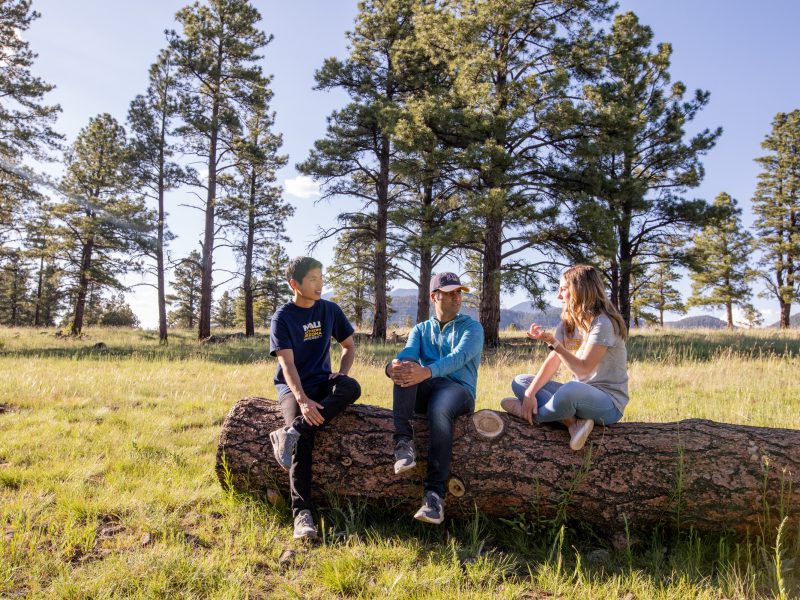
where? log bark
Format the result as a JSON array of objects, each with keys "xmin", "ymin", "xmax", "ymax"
[{"xmin": 216, "ymin": 398, "xmax": 800, "ymax": 536}]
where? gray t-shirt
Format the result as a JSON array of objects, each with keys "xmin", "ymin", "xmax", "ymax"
[{"xmin": 555, "ymin": 313, "xmax": 629, "ymax": 413}]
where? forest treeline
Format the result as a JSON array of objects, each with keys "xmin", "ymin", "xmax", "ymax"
[{"xmin": 1, "ymin": 0, "xmax": 798, "ymax": 345}]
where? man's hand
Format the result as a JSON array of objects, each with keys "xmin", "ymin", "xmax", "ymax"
[
  {"xmin": 522, "ymin": 386, "xmax": 538, "ymax": 426},
  {"xmin": 387, "ymin": 359, "xmax": 406, "ymax": 384},
  {"xmin": 391, "ymin": 361, "xmax": 431, "ymax": 387},
  {"xmin": 329, "ymin": 372, "xmax": 343, "ymax": 379},
  {"xmin": 298, "ymin": 397, "xmax": 325, "ymax": 426}
]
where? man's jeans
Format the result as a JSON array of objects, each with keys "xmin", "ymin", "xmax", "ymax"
[
  {"xmin": 277, "ymin": 375, "xmax": 361, "ymax": 517},
  {"xmin": 393, "ymin": 377, "xmax": 473, "ymax": 498},
  {"xmin": 511, "ymin": 375, "xmax": 622, "ymax": 425}
]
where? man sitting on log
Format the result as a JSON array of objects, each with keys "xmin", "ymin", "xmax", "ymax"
[
  {"xmin": 387, "ymin": 272, "xmax": 484, "ymax": 524},
  {"xmin": 268, "ymin": 256, "xmax": 361, "ymax": 540}
]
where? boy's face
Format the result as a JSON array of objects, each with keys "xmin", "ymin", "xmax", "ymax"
[{"xmin": 291, "ymin": 267, "xmax": 323, "ymax": 302}]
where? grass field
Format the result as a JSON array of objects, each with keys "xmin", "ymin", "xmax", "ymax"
[{"xmin": 1, "ymin": 326, "xmax": 799, "ymax": 598}]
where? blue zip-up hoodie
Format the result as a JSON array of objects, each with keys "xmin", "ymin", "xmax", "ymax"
[{"xmin": 395, "ymin": 313, "xmax": 484, "ymax": 399}]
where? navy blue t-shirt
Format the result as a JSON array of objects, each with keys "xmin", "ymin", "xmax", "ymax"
[{"xmin": 269, "ymin": 299, "xmax": 355, "ymax": 390}]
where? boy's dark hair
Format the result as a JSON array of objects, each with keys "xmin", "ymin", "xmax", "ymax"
[{"xmin": 286, "ymin": 256, "xmax": 323, "ymax": 284}]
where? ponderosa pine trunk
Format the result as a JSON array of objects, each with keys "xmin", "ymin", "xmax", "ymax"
[
  {"xmin": 372, "ymin": 134, "xmax": 390, "ymax": 342},
  {"xmin": 243, "ymin": 170, "xmax": 257, "ymax": 337},
  {"xmin": 480, "ymin": 214, "xmax": 503, "ymax": 347},
  {"xmin": 217, "ymin": 398, "xmax": 800, "ymax": 536},
  {"xmin": 70, "ymin": 237, "xmax": 94, "ymax": 335},
  {"xmin": 416, "ymin": 181, "xmax": 434, "ymax": 324},
  {"xmin": 157, "ymin": 145, "xmax": 168, "ymax": 344}
]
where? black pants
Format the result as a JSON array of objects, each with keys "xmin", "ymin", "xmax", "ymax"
[
  {"xmin": 393, "ymin": 377, "xmax": 473, "ymax": 498},
  {"xmin": 277, "ymin": 375, "xmax": 361, "ymax": 517}
]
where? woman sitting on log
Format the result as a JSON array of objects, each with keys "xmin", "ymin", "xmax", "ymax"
[{"xmin": 500, "ymin": 265, "xmax": 629, "ymax": 450}]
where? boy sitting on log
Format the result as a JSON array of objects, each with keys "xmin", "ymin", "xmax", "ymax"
[
  {"xmin": 387, "ymin": 272, "xmax": 484, "ymax": 524},
  {"xmin": 268, "ymin": 256, "xmax": 361, "ymax": 540}
]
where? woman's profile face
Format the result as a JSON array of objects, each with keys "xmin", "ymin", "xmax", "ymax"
[{"xmin": 557, "ymin": 277, "xmax": 571, "ymax": 305}]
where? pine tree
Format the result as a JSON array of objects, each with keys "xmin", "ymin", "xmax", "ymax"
[
  {"xmin": 220, "ymin": 81, "xmax": 291, "ymax": 336},
  {"xmin": 167, "ymin": 250, "xmax": 202, "ymax": 329},
  {"xmin": 688, "ymin": 192, "xmax": 755, "ymax": 329},
  {"xmin": 327, "ymin": 230, "xmax": 375, "ymax": 330},
  {"xmin": 298, "ymin": 0, "xmax": 429, "ymax": 341},
  {"xmin": 561, "ymin": 12, "xmax": 721, "ymax": 328},
  {"xmin": 127, "ymin": 48, "xmax": 182, "ymax": 344},
  {"xmin": 0, "ymin": 0, "xmax": 61, "ymax": 240},
  {"xmin": 53, "ymin": 114, "xmax": 153, "ymax": 335},
  {"xmin": 0, "ymin": 249, "xmax": 32, "ymax": 325},
  {"xmin": 168, "ymin": 0, "xmax": 272, "ymax": 339},
  {"xmin": 405, "ymin": 0, "xmax": 613, "ymax": 346},
  {"xmin": 390, "ymin": 130, "xmax": 463, "ymax": 323},
  {"xmin": 738, "ymin": 305, "xmax": 763, "ymax": 329},
  {"xmin": 24, "ymin": 212, "xmax": 62, "ymax": 327},
  {"xmin": 634, "ymin": 247, "xmax": 686, "ymax": 327},
  {"xmin": 252, "ymin": 244, "xmax": 291, "ymax": 325},
  {"xmin": 752, "ymin": 110, "xmax": 800, "ymax": 328},
  {"xmin": 213, "ymin": 290, "xmax": 236, "ymax": 328},
  {"xmin": 96, "ymin": 293, "xmax": 140, "ymax": 328}
]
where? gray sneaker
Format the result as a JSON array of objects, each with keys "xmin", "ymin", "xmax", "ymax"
[
  {"xmin": 269, "ymin": 426, "xmax": 300, "ymax": 470},
  {"xmin": 394, "ymin": 439, "xmax": 416, "ymax": 474},
  {"xmin": 414, "ymin": 491, "xmax": 444, "ymax": 524},
  {"xmin": 293, "ymin": 509, "xmax": 318, "ymax": 540}
]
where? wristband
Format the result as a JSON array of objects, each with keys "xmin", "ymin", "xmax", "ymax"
[{"xmin": 547, "ymin": 343, "xmax": 555, "ymax": 351}]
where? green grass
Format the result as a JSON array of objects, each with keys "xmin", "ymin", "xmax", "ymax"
[{"xmin": 1, "ymin": 326, "xmax": 799, "ymax": 598}]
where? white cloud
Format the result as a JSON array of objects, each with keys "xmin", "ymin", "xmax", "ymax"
[{"xmin": 284, "ymin": 175, "xmax": 320, "ymax": 199}]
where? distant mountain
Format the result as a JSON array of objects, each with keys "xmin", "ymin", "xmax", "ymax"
[
  {"xmin": 325, "ymin": 288, "xmax": 553, "ymax": 329},
  {"xmin": 330, "ymin": 290, "xmax": 733, "ymax": 330},
  {"xmin": 379, "ymin": 289, "xmax": 560, "ymax": 330},
  {"xmin": 389, "ymin": 288, "xmax": 419, "ymax": 297},
  {"xmin": 768, "ymin": 313, "xmax": 800, "ymax": 329},
  {"xmin": 663, "ymin": 315, "xmax": 727, "ymax": 329}
]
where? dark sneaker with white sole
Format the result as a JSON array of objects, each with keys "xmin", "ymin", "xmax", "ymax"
[
  {"xmin": 414, "ymin": 491, "xmax": 444, "ymax": 524},
  {"xmin": 293, "ymin": 509, "xmax": 318, "ymax": 540},
  {"xmin": 269, "ymin": 426, "xmax": 300, "ymax": 470},
  {"xmin": 393, "ymin": 439, "xmax": 416, "ymax": 474}
]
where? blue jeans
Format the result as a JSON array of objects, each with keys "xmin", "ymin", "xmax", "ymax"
[
  {"xmin": 511, "ymin": 375, "xmax": 622, "ymax": 425},
  {"xmin": 393, "ymin": 377, "xmax": 473, "ymax": 498}
]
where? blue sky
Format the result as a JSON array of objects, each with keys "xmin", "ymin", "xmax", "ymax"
[{"xmin": 23, "ymin": 0, "xmax": 800, "ymax": 327}]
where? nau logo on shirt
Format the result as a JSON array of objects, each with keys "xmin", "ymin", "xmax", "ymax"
[{"xmin": 303, "ymin": 320, "xmax": 323, "ymax": 341}]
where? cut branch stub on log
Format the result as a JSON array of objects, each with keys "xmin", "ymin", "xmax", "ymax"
[{"xmin": 216, "ymin": 397, "xmax": 800, "ymax": 536}]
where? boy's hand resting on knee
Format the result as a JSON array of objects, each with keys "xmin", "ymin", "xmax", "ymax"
[{"xmin": 299, "ymin": 398, "xmax": 325, "ymax": 426}]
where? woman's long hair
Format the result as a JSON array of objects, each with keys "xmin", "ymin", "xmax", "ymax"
[{"xmin": 561, "ymin": 265, "xmax": 628, "ymax": 340}]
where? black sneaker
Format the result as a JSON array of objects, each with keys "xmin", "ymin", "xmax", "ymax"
[
  {"xmin": 393, "ymin": 439, "xmax": 416, "ymax": 474},
  {"xmin": 414, "ymin": 491, "xmax": 444, "ymax": 524},
  {"xmin": 293, "ymin": 509, "xmax": 318, "ymax": 540}
]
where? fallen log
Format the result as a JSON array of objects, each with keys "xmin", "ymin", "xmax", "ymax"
[{"xmin": 216, "ymin": 397, "xmax": 800, "ymax": 536}]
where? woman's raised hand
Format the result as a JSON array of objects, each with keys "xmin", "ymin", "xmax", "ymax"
[
  {"xmin": 526, "ymin": 323, "xmax": 555, "ymax": 345},
  {"xmin": 526, "ymin": 323, "xmax": 545, "ymax": 340}
]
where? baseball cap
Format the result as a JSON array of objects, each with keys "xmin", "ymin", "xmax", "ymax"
[{"xmin": 430, "ymin": 272, "xmax": 470, "ymax": 294}]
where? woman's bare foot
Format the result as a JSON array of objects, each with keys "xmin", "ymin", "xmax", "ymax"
[{"xmin": 568, "ymin": 419, "xmax": 594, "ymax": 451}]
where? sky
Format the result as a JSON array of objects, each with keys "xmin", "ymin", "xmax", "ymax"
[{"xmin": 21, "ymin": 0, "xmax": 800, "ymax": 328}]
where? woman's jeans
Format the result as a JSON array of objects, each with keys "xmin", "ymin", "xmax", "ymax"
[{"xmin": 511, "ymin": 375, "xmax": 622, "ymax": 425}]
